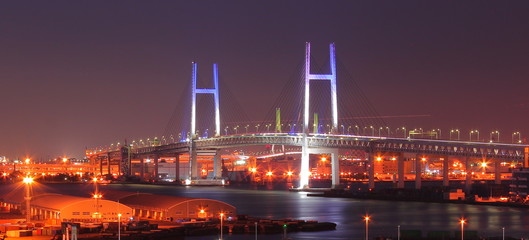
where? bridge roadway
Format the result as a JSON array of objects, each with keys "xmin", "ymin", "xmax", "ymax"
[{"xmin": 87, "ymin": 133, "xmax": 529, "ymax": 189}]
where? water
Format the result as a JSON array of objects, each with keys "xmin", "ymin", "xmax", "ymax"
[{"xmin": 4, "ymin": 183, "xmax": 529, "ymax": 239}]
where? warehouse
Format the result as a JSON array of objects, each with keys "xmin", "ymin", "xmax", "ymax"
[
  {"xmin": 0, "ymin": 192, "xmax": 133, "ymax": 223},
  {"xmin": 102, "ymin": 191, "xmax": 237, "ymax": 221}
]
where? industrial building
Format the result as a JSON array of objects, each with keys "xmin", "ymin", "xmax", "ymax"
[
  {"xmin": 1, "ymin": 189, "xmax": 236, "ymax": 223},
  {"xmin": 101, "ymin": 191, "xmax": 237, "ymax": 221},
  {"xmin": 0, "ymin": 192, "xmax": 133, "ymax": 223}
]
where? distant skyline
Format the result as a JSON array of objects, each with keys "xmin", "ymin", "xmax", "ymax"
[{"xmin": 1, "ymin": 1, "xmax": 529, "ymax": 159}]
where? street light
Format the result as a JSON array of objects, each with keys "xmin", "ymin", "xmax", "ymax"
[
  {"xmin": 396, "ymin": 127, "xmax": 406, "ymax": 138},
  {"xmin": 450, "ymin": 129, "xmax": 460, "ymax": 140},
  {"xmin": 118, "ymin": 213, "xmax": 122, "ymax": 240},
  {"xmin": 490, "ymin": 131, "xmax": 500, "ymax": 143},
  {"xmin": 432, "ymin": 129, "xmax": 442, "ymax": 139},
  {"xmin": 220, "ymin": 212, "xmax": 225, "ymax": 240},
  {"xmin": 364, "ymin": 215, "xmax": 370, "ymax": 240},
  {"xmin": 512, "ymin": 132, "xmax": 521, "ymax": 144},
  {"xmin": 470, "ymin": 130, "xmax": 479, "ymax": 142},
  {"xmin": 459, "ymin": 218, "xmax": 466, "ymax": 240},
  {"xmin": 23, "ymin": 176, "xmax": 33, "ymax": 223}
]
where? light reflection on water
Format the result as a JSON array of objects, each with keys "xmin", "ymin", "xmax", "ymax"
[{"xmin": 11, "ymin": 183, "xmax": 529, "ymax": 240}]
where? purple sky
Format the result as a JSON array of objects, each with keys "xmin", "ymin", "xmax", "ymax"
[{"xmin": 1, "ymin": 1, "xmax": 529, "ymax": 159}]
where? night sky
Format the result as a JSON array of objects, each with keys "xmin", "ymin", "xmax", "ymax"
[{"xmin": 1, "ymin": 1, "xmax": 529, "ymax": 159}]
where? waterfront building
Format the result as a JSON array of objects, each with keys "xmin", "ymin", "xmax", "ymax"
[
  {"xmin": 0, "ymin": 192, "xmax": 133, "ymax": 223},
  {"xmin": 102, "ymin": 191, "xmax": 237, "ymax": 221},
  {"xmin": 509, "ymin": 168, "xmax": 529, "ymax": 202}
]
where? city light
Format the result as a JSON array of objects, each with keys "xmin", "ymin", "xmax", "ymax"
[
  {"xmin": 364, "ymin": 215, "xmax": 370, "ymax": 240},
  {"xmin": 460, "ymin": 218, "xmax": 466, "ymax": 240},
  {"xmin": 23, "ymin": 176, "xmax": 34, "ymax": 184}
]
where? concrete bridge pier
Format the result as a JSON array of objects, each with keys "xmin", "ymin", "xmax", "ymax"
[
  {"xmin": 153, "ymin": 154, "xmax": 160, "ymax": 181},
  {"xmin": 494, "ymin": 159, "xmax": 501, "ymax": 184},
  {"xmin": 107, "ymin": 153, "xmax": 111, "ymax": 175},
  {"xmin": 367, "ymin": 153, "xmax": 375, "ymax": 189},
  {"xmin": 213, "ymin": 150, "xmax": 222, "ymax": 179},
  {"xmin": 330, "ymin": 149, "xmax": 339, "ymax": 189},
  {"xmin": 443, "ymin": 156, "xmax": 449, "ymax": 187},
  {"xmin": 140, "ymin": 157, "xmax": 145, "ymax": 180},
  {"xmin": 415, "ymin": 154, "xmax": 422, "ymax": 189},
  {"xmin": 189, "ymin": 141, "xmax": 198, "ymax": 179},
  {"xmin": 465, "ymin": 157, "xmax": 472, "ymax": 194},
  {"xmin": 174, "ymin": 154, "xmax": 180, "ymax": 182},
  {"xmin": 397, "ymin": 153, "xmax": 405, "ymax": 188},
  {"xmin": 302, "ymin": 147, "xmax": 340, "ymax": 188}
]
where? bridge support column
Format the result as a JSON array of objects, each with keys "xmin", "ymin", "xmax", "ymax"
[
  {"xmin": 330, "ymin": 149, "xmax": 340, "ymax": 189},
  {"xmin": 107, "ymin": 153, "xmax": 111, "ymax": 175},
  {"xmin": 415, "ymin": 154, "xmax": 422, "ymax": 190},
  {"xmin": 300, "ymin": 147, "xmax": 339, "ymax": 189},
  {"xmin": 397, "ymin": 153, "xmax": 405, "ymax": 188},
  {"xmin": 140, "ymin": 157, "xmax": 145, "ymax": 181},
  {"xmin": 153, "ymin": 155, "xmax": 159, "ymax": 181},
  {"xmin": 465, "ymin": 157, "xmax": 472, "ymax": 194},
  {"xmin": 494, "ymin": 159, "xmax": 501, "ymax": 184},
  {"xmin": 189, "ymin": 141, "xmax": 198, "ymax": 179},
  {"xmin": 443, "ymin": 156, "xmax": 449, "ymax": 187},
  {"xmin": 368, "ymin": 153, "xmax": 375, "ymax": 189},
  {"xmin": 213, "ymin": 150, "xmax": 222, "ymax": 179},
  {"xmin": 174, "ymin": 154, "xmax": 180, "ymax": 182},
  {"xmin": 99, "ymin": 156, "xmax": 103, "ymax": 176},
  {"xmin": 525, "ymin": 147, "xmax": 529, "ymax": 168}
]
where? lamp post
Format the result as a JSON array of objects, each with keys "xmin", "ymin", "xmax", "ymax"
[
  {"xmin": 255, "ymin": 221, "xmax": 258, "ymax": 240},
  {"xmin": 450, "ymin": 129, "xmax": 460, "ymax": 140},
  {"xmin": 347, "ymin": 126, "xmax": 352, "ymax": 135},
  {"xmin": 460, "ymin": 218, "xmax": 466, "ymax": 240},
  {"xmin": 23, "ymin": 176, "xmax": 33, "ymax": 223},
  {"xmin": 364, "ymin": 216, "xmax": 370, "ymax": 240},
  {"xmin": 255, "ymin": 124, "xmax": 260, "ymax": 133},
  {"xmin": 512, "ymin": 132, "xmax": 521, "ymax": 144},
  {"xmin": 396, "ymin": 127, "xmax": 406, "ymax": 138},
  {"xmin": 490, "ymin": 131, "xmax": 500, "ymax": 143},
  {"xmin": 118, "ymin": 213, "xmax": 122, "ymax": 240},
  {"xmin": 341, "ymin": 125, "xmax": 345, "ymax": 134},
  {"xmin": 502, "ymin": 227, "xmax": 505, "ymax": 240},
  {"xmin": 470, "ymin": 130, "xmax": 479, "ymax": 142},
  {"xmin": 220, "ymin": 212, "xmax": 224, "ymax": 240},
  {"xmin": 355, "ymin": 125, "xmax": 360, "ymax": 135},
  {"xmin": 432, "ymin": 129, "xmax": 441, "ymax": 139},
  {"xmin": 398, "ymin": 225, "xmax": 400, "ymax": 240}
]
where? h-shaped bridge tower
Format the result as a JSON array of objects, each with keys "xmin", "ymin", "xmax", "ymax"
[
  {"xmin": 189, "ymin": 62, "xmax": 221, "ymax": 180},
  {"xmin": 300, "ymin": 42, "xmax": 339, "ymax": 189}
]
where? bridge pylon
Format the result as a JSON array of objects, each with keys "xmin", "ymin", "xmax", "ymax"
[
  {"xmin": 189, "ymin": 62, "xmax": 221, "ymax": 179},
  {"xmin": 300, "ymin": 42, "xmax": 338, "ymax": 189}
]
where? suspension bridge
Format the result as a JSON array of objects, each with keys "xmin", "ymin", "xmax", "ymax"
[{"xmin": 86, "ymin": 43, "xmax": 529, "ymax": 190}]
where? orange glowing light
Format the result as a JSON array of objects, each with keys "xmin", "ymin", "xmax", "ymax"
[
  {"xmin": 25, "ymin": 158, "xmax": 31, "ymax": 164},
  {"xmin": 321, "ymin": 157, "xmax": 327, "ymax": 162},
  {"xmin": 266, "ymin": 171, "xmax": 273, "ymax": 176},
  {"xmin": 376, "ymin": 157, "xmax": 382, "ymax": 161},
  {"xmin": 480, "ymin": 162, "xmax": 487, "ymax": 168},
  {"xmin": 62, "ymin": 158, "xmax": 68, "ymax": 163},
  {"xmin": 286, "ymin": 171, "xmax": 293, "ymax": 176},
  {"xmin": 250, "ymin": 168, "xmax": 257, "ymax": 173},
  {"xmin": 23, "ymin": 177, "xmax": 33, "ymax": 184}
]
